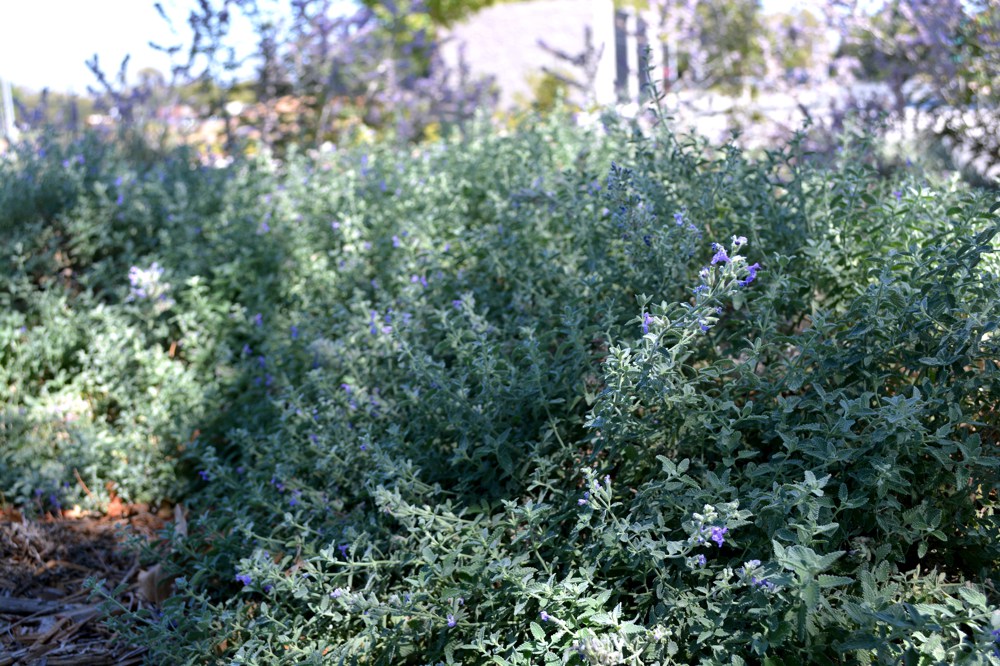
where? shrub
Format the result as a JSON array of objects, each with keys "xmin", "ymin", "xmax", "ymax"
[{"xmin": 2, "ymin": 112, "xmax": 998, "ymax": 663}]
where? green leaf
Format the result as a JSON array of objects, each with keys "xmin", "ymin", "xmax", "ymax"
[
  {"xmin": 529, "ymin": 622, "xmax": 545, "ymax": 642},
  {"xmin": 589, "ymin": 612, "xmax": 614, "ymax": 625},
  {"xmin": 619, "ymin": 622, "xmax": 646, "ymax": 635},
  {"xmin": 817, "ymin": 575, "xmax": 853, "ymax": 588},
  {"xmin": 956, "ymin": 586, "xmax": 987, "ymax": 608}
]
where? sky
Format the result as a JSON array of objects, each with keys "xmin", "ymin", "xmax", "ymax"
[
  {"xmin": 0, "ymin": 0, "xmax": 276, "ymax": 93},
  {"xmin": 1, "ymin": 0, "xmax": 824, "ymax": 94}
]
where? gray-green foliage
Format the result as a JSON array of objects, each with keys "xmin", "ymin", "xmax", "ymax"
[{"xmin": 1, "ymin": 114, "xmax": 998, "ymax": 664}]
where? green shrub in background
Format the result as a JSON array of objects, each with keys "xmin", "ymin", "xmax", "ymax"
[{"xmin": 1, "ymin": 112, "xmax": 998, "ymax": 664}]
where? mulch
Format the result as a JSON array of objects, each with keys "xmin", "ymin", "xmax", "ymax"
[{"xmin": 0, "ymin": 502, "xmax": 174, "ymax": 665}]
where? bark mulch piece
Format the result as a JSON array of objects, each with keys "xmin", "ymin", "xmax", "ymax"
[{"xmin": 0, "ymin": 503, "xmax": 172, "ymax": 665}]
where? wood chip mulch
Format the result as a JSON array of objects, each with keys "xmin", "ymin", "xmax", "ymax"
[{"xmin": 0, "ymin": 502, "xmax": 173, "ymax": 666}]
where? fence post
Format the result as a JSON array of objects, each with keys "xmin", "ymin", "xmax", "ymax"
[{"xmin": 1, "ymin": 76, "xmax": 19, "ymax": 142}]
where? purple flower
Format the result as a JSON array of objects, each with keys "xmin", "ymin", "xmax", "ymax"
[
  {"xmin": 447, "ymin": 614, "xmax": 457, "ymax": 627},
  {"xmin": 642, "ymin": 312, "xmax": 652, "ymax": 335},
  {"xmin": 330, "ymin": 588, "xmax": 342, "ymax": 598},
  {"xmin": 732, "ymin": 235, "xmax": 747, "ymax": 247},
  {"xmin": 338, "ymin": 544, "xmax": 349, "ymax": 557},
  {"xmin": 451, "ymin": 299, "xmax": 463, "ymax": 309},
  {"xmin": 710, "ymin": 244, "xmax": 729, "ymax": 265},
  {"xmin": 258, "ymin": 221, "xmax": 270, "ymax": 234},
  {"xmin": 254, "ymin": 313, "xmax": 263, "ymax": 327},
  {"xmin": 198, "ymin": 470, "xmax": 211, "ymax": 481},
  {"xmin": 893, "ymin": 190, "xmax": 902, "ymax": 202},
  {"xmin": 290, "ymin": 325, "xmax": 299, "ymax": 340},
  {"xmin": 710, "ymin": 526, "xmax": 728, "ymax": 547},
  {"xmin": 236, "ymin": 573, "xmax": 252, "ymax": 586},
  {"xmin": 331, "ymin": 221, "xmax": 341, "ymax": 230},
  {"xmin": 739, "ymin": 263, "xmax": 761, "ymax": 287},
  {"xmin": 392, "ymin": 235, "xmax": 401, "ymax": 248},
  {"xmin": 674, "ymin": 211, "xmax": 684, "ymax": 225},
  {"xmin": 539, "ymin": 611, "xmax": 551, "ymax": 622}
]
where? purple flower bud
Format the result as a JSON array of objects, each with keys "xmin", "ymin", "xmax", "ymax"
[
  {"xmin": 236, "ymin": 573, "xmax": 252, "ymax": 586},
  {"xmin": 447, "ymin": 614, "xmax": 456, "ymax": 627}
]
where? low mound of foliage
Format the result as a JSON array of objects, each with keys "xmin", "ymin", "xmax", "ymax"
[{"xmin": 1, "ymin": 112, "xmax": 999, "ymax": 664}]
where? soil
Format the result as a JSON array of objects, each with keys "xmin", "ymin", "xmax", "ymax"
[{"xmin": 0, "ymin": 502, "xmax": 172, "ymax": 665}]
